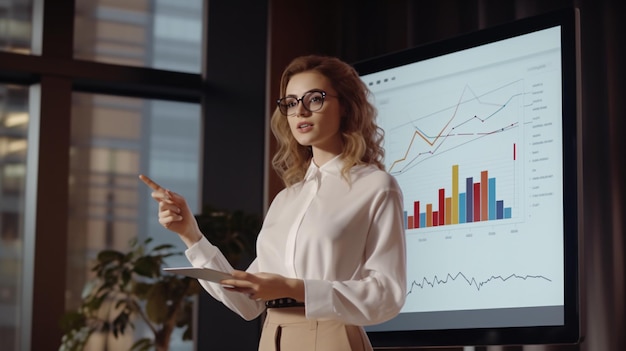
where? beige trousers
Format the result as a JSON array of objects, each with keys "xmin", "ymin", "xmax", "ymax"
[{"xmin": 258, "ymin": 307, "xmax": 373, "ymax": 351}]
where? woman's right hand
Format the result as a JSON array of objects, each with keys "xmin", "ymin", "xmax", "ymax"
[{"xmin": 138, "ymin": 174, "xmax": 202, "ymax": 247}]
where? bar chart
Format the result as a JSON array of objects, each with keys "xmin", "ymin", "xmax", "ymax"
[{"xmin": 404, "ymin": 164, "xmax": 513, "ymax": 230}]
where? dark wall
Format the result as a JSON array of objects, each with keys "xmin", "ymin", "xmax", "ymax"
[
  {"xmin": 199, "ymin": 0, "xmax": 268, "ymax": 349},
  {"xmin": 202, "ymin": 0, "xmax": 267, "ymax": 216}
]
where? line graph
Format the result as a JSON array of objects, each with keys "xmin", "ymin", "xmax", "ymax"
[
  {"xmin": 388, "ymin": 122, "xmax": 518, "ymax": 174},
  {"xmin": 407, "ymin": 271, "xmax": 552, "ymax": 293},
  {"xmin": 400, "ymin": 264, "xmax": 558, "ymax": 313},
  {"xmin": 385, "ymin": 80, "xmax": 524, "ymax": 175}
]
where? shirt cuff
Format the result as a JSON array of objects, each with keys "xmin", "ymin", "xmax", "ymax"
[
  {"xmin": 303, "ymin": 279, "xmax": 335, "ymax": 319},
  {"xmin": 184, "ymin": 236, "xmax": 220, "ymax": 266}
]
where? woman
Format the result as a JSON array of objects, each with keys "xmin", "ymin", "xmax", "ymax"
[{"xmin": 140, "ymin": 55, "xmax": 406, "ymax": 350}]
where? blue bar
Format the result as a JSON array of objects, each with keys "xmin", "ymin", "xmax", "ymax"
[
  {"xmin": 504, "ymin": 207, "xmax": 512, "ymax": 219},
  {"xmin": 488, "ymin": 178, "xmax": 496, "ymax": 220},
  {"xmin": 466, "ymin": 177, "xmax": 473, "ymax": 223},
  {"xmin": 459, "ymin": 193, "xmax": 466, "ymax": 223},
  {"xmin": 420, "ymin": 213, "xmax": 426, "ymax": 227},
  {"xmin": 403, "ymin": 210, "xmax": 408, "ymax": 229},
  {"xmin": 496, "ymin": 200, "xmax": 504, "ymax": 219}
]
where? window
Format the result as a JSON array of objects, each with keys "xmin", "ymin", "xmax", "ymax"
[
  {"xmin": 0, "ymin": 84, "xmax": 29, "ymax": 351},
  {"xmin": 67, "ymin": 93, "xmax": 201, "ymax": 350},
  {"xmin": 0, "ymin": 0, "xmax": 206, "ymax": 350}
]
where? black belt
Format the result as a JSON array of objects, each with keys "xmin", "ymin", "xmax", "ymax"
[{"xmin": 265, "ymin": 297, "xmax": 305, "ymax": 308}]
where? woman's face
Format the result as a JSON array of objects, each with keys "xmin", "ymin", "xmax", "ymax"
[{"xmin": 284, "ymin": 71, "xmax": 343, "ymax": 157}]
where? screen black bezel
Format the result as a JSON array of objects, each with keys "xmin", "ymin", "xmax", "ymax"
[{"xmin": 353, "ymin": 8, "xmax": 581, "ymax": 347}]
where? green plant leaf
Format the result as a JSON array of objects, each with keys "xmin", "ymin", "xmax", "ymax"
[
  {"xmin": 83, "ymin": 293, "xmax": 107, "ymax": 312},
  {"xmin": 59, "ymin": 311, "xmax": 86, "ymax": 333},
  {"xmin": 111, "ymin": 311, "xmax": 131, "ymax": 338},
  {"xmin": 181, "ymin": 324, "xmax": 193, "ymax": 341},
  {"xmin": 146, "ymin": 282, "xmax": 169, "ymax": 323},
  {"xmin": 130, "ymin": 338, "xmax": 154, "ymax": 351},
  {"xmin": 58, "ymin": 326, "xmax": 93, "ymax": 351},
  {"xmin": 151, "ymin": 243, "xmax": 175, "ymax": 252},
  {"xmin": 121, "ymin": 268, "xmax": 133, "ymax": 286},
  {"xmin": 177, "ymin": 301, "xmax": 193, "ymax": 328},
  {"xmin": 134, "ymin": 256, "xmax": 161, "ymax": 278},
  {"xmin": 132, "ymin": 281, "xmax": 154, "ymax": 299},
  {"xmin": 97, "ymin": 250, "xmax": 125, "ymax": 264}
]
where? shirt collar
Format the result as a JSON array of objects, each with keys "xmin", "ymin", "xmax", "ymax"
[{"xmin": 303, "ymin": 154, "xmax": 343, "ymax": 182}]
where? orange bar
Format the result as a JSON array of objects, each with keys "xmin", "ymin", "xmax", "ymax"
[
  {"xmin": 481, "ymin": 170, "xmax": 488, "ymax": 221},
  {"xmin": 426, "ymin": 204, "xmax": 433, "ymax": 227},
  {"xmin": 408, "ymin": 216, "xmax": 414, "ymax": 229},
  {"xmin": 445, "ymin": 197, "xmax": 452, "ymax": 225}
]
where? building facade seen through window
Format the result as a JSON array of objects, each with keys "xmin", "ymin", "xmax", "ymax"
[
  {"xmin": 0, "ymin": 84, "xmax": 30, "ymax": 351},
  {"xmin": 74, "ymin": 0, "xmax": 204, "ymax": 73},
  {"xmin": 0, "ymin": 0, "xmax": 34, "ymax": 54}
]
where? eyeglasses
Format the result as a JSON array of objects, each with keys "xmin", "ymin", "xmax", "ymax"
[{"xmin": 276, "ymin": 90, "xmax": 336, "ymax": 116}]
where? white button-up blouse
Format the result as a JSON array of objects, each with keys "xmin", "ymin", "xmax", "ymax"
[{"xmin": 185, "ymin": 155, "xmax": 407, "ymax": 326}]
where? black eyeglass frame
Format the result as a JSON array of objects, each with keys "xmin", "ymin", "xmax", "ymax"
[{"xmin": 276, "ymin": 90, "xmax": 337, "ymax": 116}]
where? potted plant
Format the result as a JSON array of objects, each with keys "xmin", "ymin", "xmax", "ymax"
[{"xmin": 59, "ymin": 206, "xmax": 261, "ymax": 351}]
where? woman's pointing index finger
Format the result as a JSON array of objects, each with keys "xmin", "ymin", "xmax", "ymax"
[{"xmin": 138, "ymin": 174, "xmax": 163, "ymax": 191}]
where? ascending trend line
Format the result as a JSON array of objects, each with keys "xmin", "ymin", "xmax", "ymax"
[
  {"xmin": 407, "ymin": 272, "xmax": 552, "ymax": 293},
  {"xmin": 388, "ymin": 122, "xmax": 518, "ymax": 174},
  {"xmin": 388, "ymin": 80, "xmax": 523, "ymax": 173}
]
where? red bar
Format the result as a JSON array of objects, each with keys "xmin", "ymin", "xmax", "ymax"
[
  {"xmin": 414, "ymin": 201, "xmax": 420, "ymax": 228},
  {"xmin": 473, "ymin": 183, "xmax": 481, "ymax": 222},
  {"xmin": 513, "ymin": 143, "xmax": 517, "ymax": 160},
  {"xmin": 438, "ymin": 188, "xmax": 445, "ymax": 226},
  {"xmin": 433, "ymin": 211, "xmax": 439, "ymax": 226}
]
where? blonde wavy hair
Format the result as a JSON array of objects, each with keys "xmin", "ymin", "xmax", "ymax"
[{"xmin": 270, "ymin": 55, "xmax": 385, "ymax": 187}]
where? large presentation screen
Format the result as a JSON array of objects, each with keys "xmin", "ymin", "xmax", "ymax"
[{"xmin": 355, "ymin": 9, "xmax": 581, "ymax": 347}]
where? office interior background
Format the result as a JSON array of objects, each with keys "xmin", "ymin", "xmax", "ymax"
[{"xmin": 0, "ymin": 0, "xmax": 623, "ymax": 350}]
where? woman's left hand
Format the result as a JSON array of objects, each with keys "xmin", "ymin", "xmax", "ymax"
[{"xmin": 221, "ymin": 270, "xmax": 304, "ymax": 302}]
